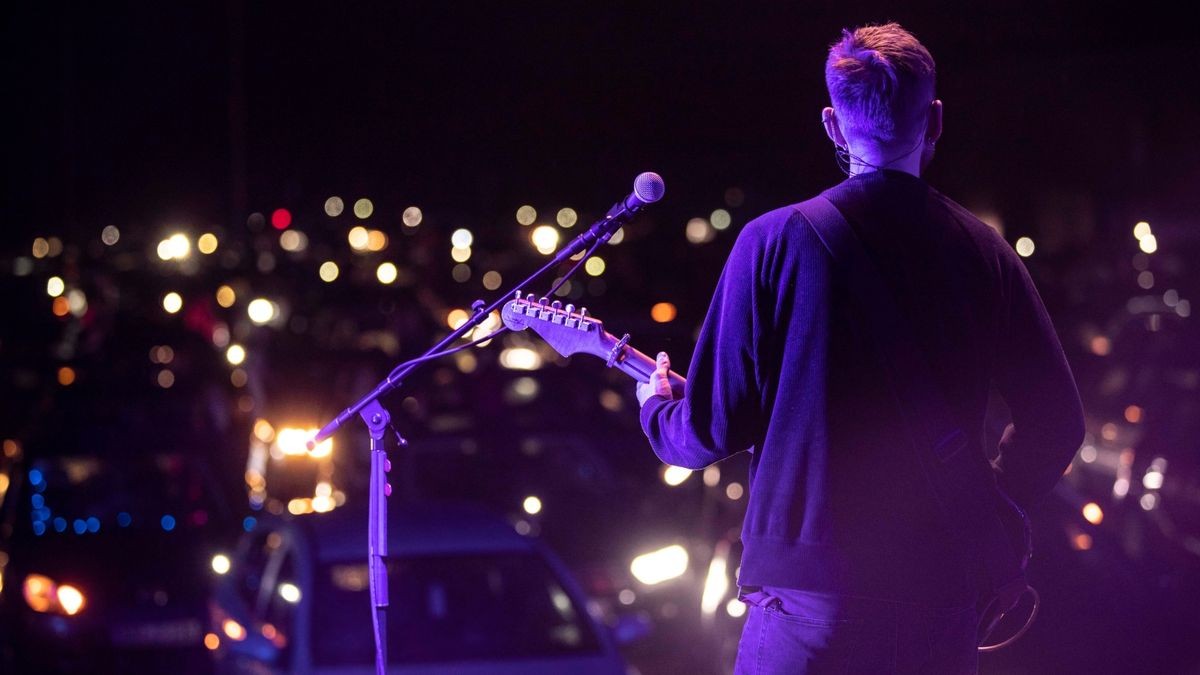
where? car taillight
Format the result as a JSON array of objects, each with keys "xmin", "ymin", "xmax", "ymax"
[{"xmin": 23, "ymin": 573, "xmax": 87, "ymax": 616}]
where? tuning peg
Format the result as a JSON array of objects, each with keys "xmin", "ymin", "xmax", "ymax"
[
  {"xmin": 525, "ymin": 293, "xmax": 536, "ymax": 303},
  {"xmin": 539, "ymin": 296, "xmax": 549, "ymax": 306},
  {"xmin": 513, "ymin": 290, "xmax": 523, "ymax": 302},
  {"xmin": 551, "ymin": 300, "xmax": 563, "ymax": 311},
  {"xmin": 564, "ymin": 303, "xmax": 575, "ymax": 314},
  {"xmin": 577, "ymin": 307, "xmax": 590, "ymax": 329}
]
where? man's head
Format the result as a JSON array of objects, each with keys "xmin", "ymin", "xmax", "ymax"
[{"xmin": 821, "ymin": 23, "xmax": 942, "ymax": 173}]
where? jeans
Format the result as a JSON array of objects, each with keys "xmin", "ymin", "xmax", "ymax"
[{"xmin": 733, "ymin": 586, "xmax": 978, "ymax": 675}]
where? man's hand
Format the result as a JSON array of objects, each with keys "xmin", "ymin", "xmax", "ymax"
[{"xmin": 637, "ymin": 351, "xmax": 675, "ymax": 407}]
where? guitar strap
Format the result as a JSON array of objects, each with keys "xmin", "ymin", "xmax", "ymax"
[{"xmin": 795, "ymin": 194, "xmax": 1024, "ymax": 599}]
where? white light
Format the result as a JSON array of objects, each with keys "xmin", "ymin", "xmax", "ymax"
[
  {"xmin": 1082, "ymin": 502, "xmax": 1103, "ymax": 525},
  {"xmin": 278, "ymin": 582, "xmax": 301, "ymax": 604},
  {"xmin": 711, "ymin": 209, "xmax": 732, "ymax": 230},
  {"xmin": 557, "ymin": 208, "xmax": 578, "ymax": 228},
  {"xmin": 725, "ymin": 482, "xmax": 744, "ymax": 500},
  {"xmin": 226, "ymin": 344, "xmax": 246, "ymax": 366},
  {"xmin": 630, "ymin": 544, "xmax": 689, "ymax": 586},
  {"xmin": 1079, "ymin": 445, "xmax": 1098, "ymax": 463},
  {"xmin": 686, "ymin": 218, "xmax": 715, "ymax": 244},
  {"xmin": 531, "ymin": 225, "xmax": 560, "ymax": 254},
  {"xmin": 167, "ymin": 233, "xmax": 191, "ymax": 260},
  {"xmin": 163, "ymin": 292, "xmax": 183, "ymax": 314},
  {"xmin": 618, "ymin": 589, "xmax": 636, "ymax": 605},
  {"xmin": 523, "ymin": 496, "xmax": 542, "ymax": 515},
  {"xmin": 247, "ymin": 298, "xmax": 276, "ymax": 324},
  {"xmin": 325, "ymin": 196, "xmax": 344, "ymax": 217},
  {"xmin": 1015, "ymin": 237, "xmax": 1035, "ymax": 257},
  {"xmin": 46, "ymin": 276, "xmax": 65, "ymax": 297},
  {"xmin": 703, "ymin": 466, "xmax": 721, "ymax": 487},
  {"xmin": 1140, "ymin": 493, "xmax": 1159, "ymax": 511},
  {"xmin": 662, "ymin": 465, "xmax": 692, "ymax": 487},
  {"xmin": 319, "ymin": 261, "xmax": 339, "ymax": 282},
  {"xmin": 725, "ymin": 598, "xmax": 747, "ymax": 618},
  {"xmin": 516, "ymin": 205, "xmax": 537, "ymax": 225},
  {"xmin": 211, "ymin": 554, "xmax": 231, "ymax": 575},
  {"xmin": 402, "ymin": 206, "xmax": 422, "ymax": 227},
  {"xmin": 1133, "ymin": 221, "xmax": 1151, "ymax": 240},
  {"xmin": 1143, "ymin": 470, "xmax": 1164, "ymax": 491},
  {"xmin": 56, "ymin": 585, "xmax": 85, "ymax": 616},
  {"xmin": 276, "ymin": 427, "xmax": 331, "ymax": 458},
  {"xmin": 500, "ymin": 347, "xmax": 543, "ymax": 370},
  {"xmin": 451, "ymin": 246, "xmax": 472, "ymax": 262},
  {"xmin": 1113, "ymin": 477, "xmax": 1130, "ymax": 497},
  {"xmin": 377, "ymin": 262, "xmax": 398, "ymax": 284},
  {"xmin": 701, "ymin": 552, "xmax": 729, "ymax": 615},
  {"xmin": 1139, "ymin": 234, "xmax": 1158, "ymax": 254},
  {"xmin": 451, "ymin": 228, "xmax": 474, "ymax": 248}
]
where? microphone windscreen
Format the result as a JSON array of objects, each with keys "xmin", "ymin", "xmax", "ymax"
[{"xmin": 632, "ymin": 172, "xmax": 666, "ymax": 205}]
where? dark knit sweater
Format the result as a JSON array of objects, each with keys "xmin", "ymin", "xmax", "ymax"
[{"xmin": 640, "ymin": 170, "xmax": 1084, "ymax": 604}]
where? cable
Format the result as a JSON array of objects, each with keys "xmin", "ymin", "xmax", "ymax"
[{"xmin": 978, "ymin": 585, "xmax": 1041, "ymax": 652}]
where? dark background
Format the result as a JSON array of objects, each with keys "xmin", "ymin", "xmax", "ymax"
[{"xmin": 3, "ymin": 2, "xmax": 1199, "ymax": 673}]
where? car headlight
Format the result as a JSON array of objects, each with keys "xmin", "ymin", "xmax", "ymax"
[
  {"xmin": 23, "ymin": 573, "xmax": 87, "ymax": 616},
  {"xmin": 630, "ymin": 544, "xmax": 689, "ymax": 586}
]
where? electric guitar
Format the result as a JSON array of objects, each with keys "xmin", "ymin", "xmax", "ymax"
[{"xmin": 500, "ymin": 290, "xmax": 1037, "ymax": 650}]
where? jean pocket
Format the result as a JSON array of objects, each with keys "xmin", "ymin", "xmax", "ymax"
[{"xmin": 765, "ymin": 602, "xmax": 861, "ymax": 629}]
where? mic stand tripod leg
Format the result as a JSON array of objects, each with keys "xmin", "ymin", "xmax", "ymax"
[{"xmin": 361, "ymin": 399, "xmax": 393, "ymax": 675}]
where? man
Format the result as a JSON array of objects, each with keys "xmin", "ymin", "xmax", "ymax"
[{"xmin": 636, "ymin": 23, "xmax": 1084, "ymax": 674}]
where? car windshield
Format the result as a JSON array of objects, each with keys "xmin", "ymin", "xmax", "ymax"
[{"xmin": 313, "ymin": 551, "xmax": 601, "ymax": 665}]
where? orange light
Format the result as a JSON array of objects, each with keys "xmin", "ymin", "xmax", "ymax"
[
  {"xmin": 650, "ymin": 302, "xmax": 677, "ymax": 323},
  {"xmin": 1124, "ymin": 405, "xmax": 1143, "ymax": 424},
  {"xmin": 1071, "ymin": 533, "xmax": 1093, "ymax": 551},
  {"xmin": 1082, "ymin": 502, "xmax": 1104, "ymax": 525},
  {"xmin": 57, "ymin": 367, "xmax": 76, "ymax": 386},
  {"xmin": 52, "ymin": 296, "xmax": 70, "ymax": 317},
  {"xmin": 1089, "ymin": 336, "xmax": 1111, "ymax": 356},
  {"xmin": 204, "ymin": 633, "xmax": 220, "ymax": 650},
  {"xmin": 23, "ymin": 574, "xmax": 55, "ymax": 612}
]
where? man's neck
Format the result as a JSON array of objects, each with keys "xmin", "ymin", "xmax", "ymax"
[{"xmin": 845, "ymin": 137, "xmax": 924, "ymax": 178}]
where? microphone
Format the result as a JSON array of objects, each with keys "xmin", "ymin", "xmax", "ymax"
[{"xmin": 557, "ymin": 172, "xmax": 665, "ymax": 259}]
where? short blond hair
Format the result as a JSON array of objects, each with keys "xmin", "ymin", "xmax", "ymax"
[{"xmin": 825, "ymin": 23, "xmax": 936, "ymax": 145}]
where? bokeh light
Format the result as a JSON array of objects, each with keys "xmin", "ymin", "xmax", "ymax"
[
  {"xmin": 271, "ymin": 208, "xmax": 292, "ymax": 230},
  {"xmin": 348, "ymin": 226, "xmax": 370, "ymax": 251},
  {"xmin": 402, "ymin": 206, "xmax": 423, "ymax": 227},
  {"xmin": 451, "ymin": 228, "xmax": 474, "ymax": 248},
  {"xmin": 353, "ymin": 198, "xmax": 374, "ymax": 219},
  {"xmin": 556, "ymin": 208, "xmax": 578, "ymax": 228},
  {"xmin": 226, "ymin": 344, "xmax": 246, "ymax": 366},
  {"xmin": 325, "ymin": 196, "xmax": 345, "ymax": 217},
  {"xmin": 247, "ymin": 298, "xmax": 276, "ymax": 324},
  {"xmin": 101, "ymin": 225, "xmax": 120, "ymax": 245},
  {"xmin": 1015, "ymin": 237, "xmax": 1035, "ymax": 257},
  {"xmin": 162, "ymin": 292, "xmax": 183, "ymax": 314},
  {"xmin": 319, "ymin": 261, "xmax": 339, "ymax": 282},
  {"xmin": 197, "ymin": 233, "xmax": 218, "ymax": 254},
  {"xmin": 531, "ymin": 225, "xmax": 559, "ymax": 254},
  {"xmin": 651, "ymin": 302, "xmax": 677, "ymax": 323},
  {"xmin": 216, "ymin": 285, "xmax": 236, "ymax": 308},
  {"xmin": 585, "ymin": 257, "xmax": 606, "ymax": 276},
  {"xmin": 46, "ymin": 276, "xmax": 65, "ymax": 297},
  {"xmin": 376, "ymin": 262, "xmax": 398, "ymax": 284},
  {"xmin": 516, "ymin": 205, "xmax": 537, "ymax": 225}
]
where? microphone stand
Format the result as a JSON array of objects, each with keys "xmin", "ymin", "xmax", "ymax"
[{"xmin": 308, "ymin": 203, "xmax": 637, "ymax": 675}]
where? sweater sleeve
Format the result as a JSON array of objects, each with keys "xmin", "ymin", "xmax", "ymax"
[
  {"xmin": 991, "ymin": 252, "xmax": 1085, "ymax": 509},
  {"xmin": 638, "ymin": 220, "xmax": 768, "ymax": 469}
]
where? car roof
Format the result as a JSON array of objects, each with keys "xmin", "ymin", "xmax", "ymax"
[{"xmin": 294, "ymin": 500, "xmax": 539, "ymax": 563}]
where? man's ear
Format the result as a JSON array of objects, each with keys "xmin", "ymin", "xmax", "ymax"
[
  {"xmin": 926, "ymin": 99, "xmax": 944, "ymax": 144},
  {"xmin": 822, "ymin": 107, "xmax": 848, "ymax": 149}
]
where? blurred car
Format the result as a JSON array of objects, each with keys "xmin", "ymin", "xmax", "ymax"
[
  {"xmin": 208, "ymin": 500, "xmax": 632, "ymax": 674},
  {"xmin": 0, "ymin": 450, "xmax": 236, "ymax": 674}
]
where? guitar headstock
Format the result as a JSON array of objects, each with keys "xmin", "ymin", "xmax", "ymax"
[{"xmin": 500, "ymin": 291, "xmax": 614, "ymax": 361}]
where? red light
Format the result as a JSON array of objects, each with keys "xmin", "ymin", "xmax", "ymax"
[{"xmin": 271, "ymin": 209, "xmax": 292, "ymax": 230}]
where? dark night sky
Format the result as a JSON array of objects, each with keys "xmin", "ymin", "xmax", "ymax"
[{"xmin": 5, "ymin": 1, "xmax": 1199, "ymax": 248}]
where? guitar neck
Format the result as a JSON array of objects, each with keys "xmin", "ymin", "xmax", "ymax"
[{"xmin": 608, "ymin": 340, "xmax": 688, "ymax": 391}]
